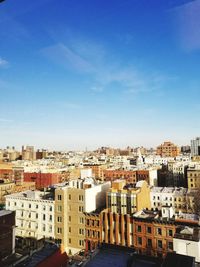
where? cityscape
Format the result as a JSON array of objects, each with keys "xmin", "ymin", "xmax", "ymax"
[
  {"xmin": 1, "ymin": 0, "xmax": 200, "ymax": 267},
  {"xmin": 0, "ymin": 139, "xmax": 200, "ymax": 266}
]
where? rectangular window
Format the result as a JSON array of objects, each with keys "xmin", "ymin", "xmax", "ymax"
[
  {"xmin": 147, "ymin": 227, "xmax": 152, "ymax": 234},
  {"xmin": 57, "ymin": 216, "xmax": 62, "ymax": 223},
  {"xmin": 147, "ymin": 239, "xmax": 152, "ymax": 247},
  {"xmin": 138, "ymin": 237, "xmax": 142, "ymax": 245},
  {"xmin": 57, "ymin": 227, "xmax": 62, "ymax": 234},
  {"xmin": 168, "ymin": 241, "xmax": 173, "ymax": 250},
  {"xmin": 49, "ymin": 215, "xmax": 52, "ymax": 222},
  {"xmin": 168, "ymin": 229, "xmax": 173, "ymax": 237},
  {"xmin": 43, "ymin": 214, "xmax": 46, "ymax": 220},
  {"xmin": 69, "ymin": 238, "xmax": 71, "ymax": 244},
  {"xmin": 57, "ymin": 205, "xmax": 62, "ymax": 212},
  {"xmin": 69, "ymin": 216, "xmax": 71, "ymax": 222},
  {"xmin": 57, "ymin": 195, "xmax": 62, "ymax": 201},
  {"xmin": 69, "ymin": 194, "xmax": 71, "ymax": 200},
  {"xmin": 49, "ymin": 206, "xmax": 52, "ymax": 211},
  {"xmin": 43, "ymin": 224, "xmax": 46, "ymax": 232},
  {"xmin": 157, "ymin": 228, "xmax": 162, "ymax": 235},
  {"xmin": 137, "ymin": 225, "xmax": 142, "ymax": 232},
  {"xmin": 158, "ymin": 240, "xmax": 162, "ymax": 249},
  {"xmin": 69, "ymin": 227, "xmax": 71, "ymax": 233}
]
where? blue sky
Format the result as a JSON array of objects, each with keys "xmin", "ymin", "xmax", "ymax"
[{"xmin": 0, "ymin": 0, "xmax": 199, "ymax": 150}]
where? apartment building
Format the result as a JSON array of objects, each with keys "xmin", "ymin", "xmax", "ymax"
[
  {"xmin": 5, "ymin": 190, "xmax": 55, "ymax": 240},
  {"xmin": 0, "ymin": 210, "xmax": 15, "ymax": 262},
  {"xmin": 107, "ymin": 180, "xmax": 151, "ymax": 214},
  {"xmin": 83, "ymin": 164, "xmax": 106, "ymax": 180},
  {"xmin": 150, "ymin": 187, "xmax": 190, "ymax": 213},
  {"xmin": 156, "ymin": 142, "xmax": 180, "ymax": 158},
  {"xmin": 103, "ymin": 169, "xmax": 137, "ymax": 183},
  {"xmin": 187, "ymin": 163, "xmax": 200, "ymax": 189},
  {"xmin": 0, "ymin": 182, "xmax": 15, "ymax": 204},
  {"xmin": 24, "ymin": 172, "xmax": 62, "ymax": 189},
  {"xmin": 133, "ymin": 210, "xmax": 175, "ymax": 257},
  {"xmin": 54, "ymin": 178, "xmax": 111, "ymax": 255}
]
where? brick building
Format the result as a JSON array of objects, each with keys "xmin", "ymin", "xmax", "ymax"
[{"xmin": 24, "ymin": 172, "xmax": 62, "ymax": 189}]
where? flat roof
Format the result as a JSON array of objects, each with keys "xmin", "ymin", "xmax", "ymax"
[{"xmin": 0, "ymin": 210, "xmax": 13, "ymax": 217}]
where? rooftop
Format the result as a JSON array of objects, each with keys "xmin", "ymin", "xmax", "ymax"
[{"xmin": 0, "ymin": 209, "xmax": 13, "ymax": 217}]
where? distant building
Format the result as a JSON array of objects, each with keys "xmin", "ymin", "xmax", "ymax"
[
  {"xmin": 24, "ymin": 172, "xmax": 62, "ymax": 189},
  {"xmin": 156, "ymin": 142, "xmax": 180, "ymax": 158},
  {"xmin": 22, "ymin": 145, "xmax": 36, "ymax": 161},
  {"xmin": 191, "ymin": 137, "xmax": 200, "ymax": 157}
]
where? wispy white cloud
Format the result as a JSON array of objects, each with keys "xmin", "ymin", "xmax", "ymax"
[
  {"xmin": 0, "ymin": 57, "xmax": 9, "ymax": 67},
  {"xmin": 41, "ymin": 37, "xmax": 173, "ymax": 95},
  {"xmin": 171, "ymin": 0, "xmax": 200, "ymax": 51}
]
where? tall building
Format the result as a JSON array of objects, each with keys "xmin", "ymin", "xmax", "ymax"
[
  {"xmin": 191, "ymin": 137, "xmax": 200, "ymax": 157},
  {"xmin": 54, "ymin": 178, "xmax": 110, "ymax": 255},
  {"xmin": 156, "ymin": 142, "xmax": 180, "ymax": 158},
  {"xmin": 22, "ymin": 145, "xmax": 36, "ymax": 161}
]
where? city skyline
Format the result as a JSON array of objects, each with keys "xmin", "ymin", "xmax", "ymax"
[{"xmin": 0, "ymin": 0, "xmax": 200, "ymax": 150}]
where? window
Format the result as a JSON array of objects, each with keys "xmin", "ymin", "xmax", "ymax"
[
  {"xmin": 69, "ymin": 194, "xmax": 71, "ymax": 200},
  {"xmin": 57, "ymin": 227, "xmax": 62, "ymax": 234},
  {"xmin": 36, "ymin": 213, "xmax": 38, "ymax": 219},
  {"xmin": 157, "ymin": 228, "xmax": 162, "ymax": 235},
  {"xmin": 79, "ymin": 228, "xmax": 84, "ymax": 235},
  {"xmin": 43, "ymin": 214, "xmax": 46, "ymax": 220},
  {"xmin": 157, "ymin": 240, "xmax": 162, "ymax": 249},
  {"xmin": 80, "ymin": 217, "xmax": 84, "ymax": 224},
  {"xmin": 14, "ymin": 202, "xmax": 17, "ymax": 206},
  {"xmin": 137, "ymin": 237, "xmax": 142, "ymax": 245},
  {"xmin": 57, "ymin": 216, "xmax": 62, "ymax": 223},
  {"xmin": 29, "ymin": 204, "xmax": 31, "ymax": 208},
  {"xmin": 69, "ymin": 238, "xmax": 71, "ymax": 244},
  {"xmin": 49, "ymin": 215, "xmax": 52, "ymax": 222},
  {"xmin": 69, "ymin": 216, "xmax": 71, "ymax": 222},
  {"xmin": 168, "ymin": 241, "xmax": 173, "ymax": 250},
  {"xmin": 79, "ymin": 195, "xmax": 84, "ymax": 201},
  {"xmin": 43, "ymin": 224, "xmax": 46, "ymax": 232},
  {"xmin": 49, "ymin": 206, "xmax": 52, "ymax": 211},
  {"xmin": 57, "ymin": 205, "xmax": 62, "ymax": 212},
  {"xmin": 79, "ymin": 240, "xmax": 84, "ymax": 246},
  {"xmin": 147, "ymin": 239, "xmax": 152, "ymax": 247},
  {"xmin": 69, "ymin": 227, "xmax": 71, "ymax": 233},
  {"xmin": 168, "ymin": 229, "xmax": 173, "ymax": 237},
  {"xmin": 79, "ymin": 206, "xmax": 83, "ymax": 212},
  {"xmin": 147, "ymin": 227, "xmax": 152, "ymax": 234},
  {"xmin": 36, "ymin": 204, "xmax": 38, "ymax": 209},
  {"xmin": 43, "ymin": 205, "xmax": 46, "ymax": 211},
  {"xmin": 49, "ymin": 225, "xmax": 52, "ymax": 233},
  {"xmin": 57, "ymin": 195, "xmax": 62, "ymax": 201},
  {"xmin": 137, "ymin": 225, "xmax": 141, "ymax": 232}
]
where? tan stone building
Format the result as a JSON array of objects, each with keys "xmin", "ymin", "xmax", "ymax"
[
  {"xmin": 156, "ymin": 142, "xmax": 180, "ymax": 157},
  {"xmin": 187, "ymin": 164, "xmax": 200, "ymax": 189},
  {"xmin": 54, "ymin": 178, "xmax": 111, "ymax": 255},
  {"xmin": 107, "ymin": 180, "xmax": 151, "ymax": 214}
]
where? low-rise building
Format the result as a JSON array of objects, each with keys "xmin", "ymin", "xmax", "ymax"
[{"xmin": 173, "ymin": 226, "xmax": 200, "ymax": 263}]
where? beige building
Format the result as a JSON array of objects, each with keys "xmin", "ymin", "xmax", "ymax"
[
  {"xmin": 187, "ymin": 164, "xmax": 200, "ymax": 189},
  {"xmin": 0, "ymin": 182, "xmax": 15, "ymax": 204},
  {"xmin": 107, "ymin": 180, "xmax": 151, "ymax": 214},
  {"xmin": 54, "ymin": 178, "xmax": 111, "ymax": 255}
]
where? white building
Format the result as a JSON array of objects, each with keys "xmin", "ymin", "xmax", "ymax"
[
  {"xmin": 173, "ymin": 226, "xmax": 200, "ymax": 263},
  {"xmin": 5, "ymin": 190, "xmax": 55, "ymax": 240}
]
